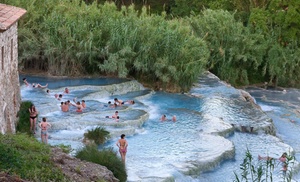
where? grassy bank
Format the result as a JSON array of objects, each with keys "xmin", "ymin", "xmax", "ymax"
[
  {"xmin": 0, "ymin": 133, "xmax": 68, "ymax": 181},
  {"xmin": 2, "ymin": 101, "xmax": 127, "ymax": 181}
]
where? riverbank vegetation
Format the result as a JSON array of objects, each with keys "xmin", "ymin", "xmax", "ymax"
[
  {"xmin": 234, "ymin": 149, "xmax": 295, "ymax": 182},
  {"xmin": 0, "ymin": 133, "xmax": 68, "ymax": 181},
  {"xmin": 3, "ymin": 0, "xmax": 300, "ymax": 91},
  {"xmin": 76, "ymin": 145, "xmax": 127, "ymax": 182},
  {"xmin": 84, "ymin": 126, "xmax": 110, "ymax": 145},
  {"xmin": 81, "ymin": 126, "xmax": 127, "ymax": 181},
  {"xmin": 16, "ymin": 101, "xmax": 33, "ymax": 135},
  {"xmin": 0, "ymin": 101, "xmax": 126, "ymax": 181}
]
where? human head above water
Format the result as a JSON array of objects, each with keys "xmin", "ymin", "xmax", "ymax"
[{"xmin": 121, "ymin": 134, "xmax": 125, "ymax": 139}]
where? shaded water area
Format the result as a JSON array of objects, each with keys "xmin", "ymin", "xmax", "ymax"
[{"xmin": 20, "ymin": 72, "xmax": 300, "ymax": 181}]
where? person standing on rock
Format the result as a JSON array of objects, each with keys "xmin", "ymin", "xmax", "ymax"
[
  {"xmin": 116, "ymin": 134, "xmax": 128, "ymax": 163},
  {"xmin": 39, "ymin": 117, "xmax": 51, "ymax": 144}
]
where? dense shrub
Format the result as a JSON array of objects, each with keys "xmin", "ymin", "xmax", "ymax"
[
  {"xmin": 16, "ymin": 101, "xmax": 33, "ymax": 134},
  {"xmin": 76, "ymin": 145, "xmax": 127, "ymax": 182},
  {"xmin": 4, "ymin": 0, "xmax": 209, "ymax": 92},
  {"xmin": 84, "ymin": 126, "xmax": 110, "ymax": 145},
  {"xmin": 4, "ymin": 0, "xmax": 300, "ymax": 89}
]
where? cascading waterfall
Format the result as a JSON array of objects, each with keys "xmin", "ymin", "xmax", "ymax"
[{"xmin": 20, "ymin": 73, "xmax": 300, "ymax": 182}]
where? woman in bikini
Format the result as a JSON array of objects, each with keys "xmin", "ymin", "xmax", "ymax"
[
  {"xmin": 39, "ymin": 117, "xmax": 51, "ymax": 144},
  {"xmin": 116, "ymin": 134, "xmax": 128, "ymax": 163},
  {"xmin": 29, "ymin": 104, "xmax": 38, "ymax": 134}
]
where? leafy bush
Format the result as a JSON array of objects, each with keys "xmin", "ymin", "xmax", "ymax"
[
  {"xmin": 0, "ymin": 133, "xmax": 68, "ymax": 181},
  {"xmin": 16, "ymin": 101, "xmax": 33, "ymax": 134},
  {"xmin": 76, "ymin": 145, "xmax": 127, "ymax": 182},
  {"xmin": 84, "ymin": 126, "xmax": 110, "ymax": 145}
]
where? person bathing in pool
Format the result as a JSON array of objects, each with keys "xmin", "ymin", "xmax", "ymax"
[
  {"xmin": 23, "ymin": 78, "xmax": 29, "ymax": 86},
  {"xmin": 114, "ymin": 98, "xmax": 124, "ymax": 106},
  {"xmin": 71, "ymin": 99, "xmax": 84, "ymax": 112},
  {"xmin": 64, "ymin": 87, "xmax": 69, "ymax": 94},
  {"xmin": 32, "ymin": 83, "xmax": 48, "ymax": 88},
  {"xmin": 104, "ymin": 101, "xmax": 117, "ymax": 108},
  {"xmin": 124, "ymin": 100, "xmax": 135, "ymax": 105},
  {"xmin": 160, "ymin": 114, "xmax": 176, "ymax": 122}
]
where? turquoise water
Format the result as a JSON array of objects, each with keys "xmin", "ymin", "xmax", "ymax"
[{"xmin": 20, "ymin": 73, "xmax": 300, "ymax": 181}]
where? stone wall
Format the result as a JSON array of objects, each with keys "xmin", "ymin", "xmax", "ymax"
[{"xmin": 0, "ymin": 23, "xmax": 21, "ymax": 134}]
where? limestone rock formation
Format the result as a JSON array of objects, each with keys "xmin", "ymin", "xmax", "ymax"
[{"xmin": 51, "ymin": 148, "xmax": 119, "ymax": 182}]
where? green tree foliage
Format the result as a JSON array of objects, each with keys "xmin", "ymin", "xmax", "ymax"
[
  {"xmin": 170, "ymin": 0, "xmax": 234, "ymax": 17},
  {"xmin": 5, "ymin": 0, "xmax": 209, "ymax": 91},
  {"xmin": 268, "ymin": 0, "xmax": 300, "ymax": 44},
  {"xmin": 248, "ymin": 2, "xmax": 300, "ymax": 87},
  {"xmin": 96, "ymin": 5, "xmax": 209, "ymax": 91},
  {"xmin": 4, "ymin": 0, "xmax": 300, "ymax": 89},
  {"xmin": 264, "ymin": 42, "xmax": 300, "ymax": 87},
  {"xmin": 188, "ymin": 9, "xmax": 267, "ymax": 86}
]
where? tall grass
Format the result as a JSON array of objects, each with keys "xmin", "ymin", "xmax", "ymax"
[
  {"xmin": 84, "ymin": 126, "xmax": 110, "ymax": 145},
  {"xmin": 76, "ymin": 145, "xmax": 127, "ymax": 182},
  {"xmin": 234, "ymin": 149, "xmax": 295, "ymax": 182},
  {"xmin": 0, "ymin": 133, "xmax": 68, "ymax": 181},
  {"xmin": 4, "ymin": 0, "xmax": 209, "ymax": 91},
  {"xmin": 5, "ymin": 0, "xmax": 300, "ymax": 89}
]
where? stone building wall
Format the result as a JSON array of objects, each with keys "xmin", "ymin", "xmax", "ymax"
[{"xmin": 0, "ymin": 23, "xmax": 21, "ymax": 134}]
